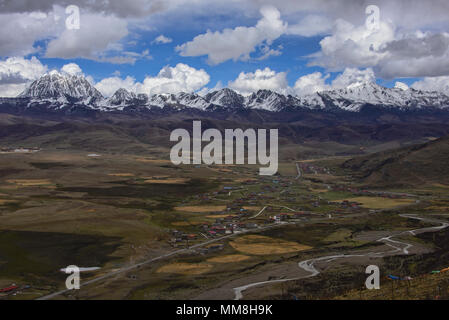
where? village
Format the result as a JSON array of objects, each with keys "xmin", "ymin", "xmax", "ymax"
[
  {"xmin": 0, "ymin": 146, "xmax": 41, "ymax": 154},
  {"xmin": 164, "ymin": 163, "xmax": 407, "ymax": 250}
]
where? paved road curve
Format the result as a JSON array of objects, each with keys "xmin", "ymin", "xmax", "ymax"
[{"xmin": 233, "ymin": 214, "xmax": 449, "ymax": 300}]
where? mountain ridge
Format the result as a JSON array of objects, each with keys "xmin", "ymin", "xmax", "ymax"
[{"xmin": 5, "ymin": 71, "xmax": 449, "ymax": 115}]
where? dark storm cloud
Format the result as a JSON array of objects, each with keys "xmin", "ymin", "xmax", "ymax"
[
  {"xmin": 0, "ymin": 72, "xmax": 29, "ymax": 84},
  {"xmin": 380, "ymin": 34, "xmax": 449, "ymax": 59}
]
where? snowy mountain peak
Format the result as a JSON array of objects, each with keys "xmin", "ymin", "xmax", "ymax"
[
  {"xmin": 205, "ymin": 88, "xmax": 245, "ymax": 109},
  {"xmin": 245, "ymin": 89, "xmax": 288, "ymax": 111},
  {"xmin": 20, "ymin": 72, "xmax": 103, "ymax": 103},
  {"xmin": 107, "ymin": 88, "xmax": 137, "ymax": 106},
  {"xmin": 175, "ymin": 92, "xmax": 210, "ymax": 110}
]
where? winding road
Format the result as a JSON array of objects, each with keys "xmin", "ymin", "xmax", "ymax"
[
  {"xmin": 233, "ymin": 214, "xmax": 449, "ymax": 300},
  {"xmin": 36, "ymin": 218, "xmax": 294, "ymax": 300}
]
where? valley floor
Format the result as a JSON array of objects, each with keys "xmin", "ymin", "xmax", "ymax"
[{"xmin": 1, "ymin": 148, "xmax": 449, "ymax": 300}]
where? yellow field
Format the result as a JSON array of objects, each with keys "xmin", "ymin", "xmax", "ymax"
[
  {"xmin": 243, "ymin": 206, "xmax": 261, "ymax": 211},
  {"xmin": 175, "ymin": 205, "xmax": 226, "ymax": 213},
  {"xmin": 135, "ymin": 158, "xmax": 171, "ymax": 164},
  {"xmin": 230, "ymin": 235, "xmax": 312, "ymax": 255},
  {"xmin": 108, "ymin": 173, "xmax": 135, "ymax": 177},
  {"xmin": 206, "ymin": 214, "xmax": 236, "ymax": 219},
  {"xmin": 143, "ymin": 178, "xmax": 188, "ymax": 184},
  {"xmin": 0, "ymin": 199, "xmax": 18, "ymax": 205},
  {"xmin": 6, "ymin": 179, "xmax": 52, "ymax": 186},
  {"xmin": 207, "ymin": 254, "xmax": 251, "ymax": 263},
  {"xmin": 208, "ymin": 168, "xmax": 234, "ymax": 174},
  {"xmin": 310, "ymin": 188, "xmax": 329, "ymax": 193},
  {"xmin": 156, "ymin": 263, "xmax": 212, "ymax": 275},
  {"xmin": 339, "ymin": 197, "xmax": 415, "ymax": 209}
]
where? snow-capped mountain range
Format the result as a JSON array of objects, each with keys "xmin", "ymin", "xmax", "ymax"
[{"xmin": 6, "ymin": 71, "xmax": 449, "ymax": 113}]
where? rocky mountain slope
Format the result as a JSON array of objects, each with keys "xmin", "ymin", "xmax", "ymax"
[{"xmin": 3, "ymin": 71, "xmax": 448, "ymax": 115}]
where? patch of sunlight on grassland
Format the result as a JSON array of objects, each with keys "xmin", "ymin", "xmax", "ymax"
[
  {"xmin": 156, "ymin": 262, "xmax": 212, "ymax": 275},
  {"xmin": 175, "ymin": 205, "xmax": 226, "ymax": 213},
  {"xmin": 207, "ymin": 254, "xmax": 251, "ymax": 263},
  {"xmin": 338, "ymin": 197, "xmax": 415, "ymax": 209},
  {"xmin": 230, "ymin": 235, "xmax": 312, "ymax": 255}
]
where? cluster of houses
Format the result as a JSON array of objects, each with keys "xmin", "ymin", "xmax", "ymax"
[
  {"xmin": 0, "ymin": 284, "xmax": 30, "ymax": 298},
  {"xmin": 168, "ymin": 203, "xmax": 257, "ymax": 246},
  {"xmin": 269, "ymin": 211, "xmax": 314, "ymax": 223},
  {"xmin": 169, "ymin": 219, "xmax": 260, "ymax": 247},
  {"xmin": 168, "ymin": 175, "xmax": 336, "ymax": 247},
  {"xmin": 0, "ymin": 147, "xmax": 40, "ymax": 154},
  {"xmin": 334, "ymin": 200, "xmax": 361, "ymax": 210},
  {"xmin": 169, "ymin": 230, "xmax": 199, "ymax": 246},
  {"xmin": 200, "ymin": 220, "xmax": 259, "ymax": 238},
  {"xmin": 169, "ymin": 208, "xmax": 317, "ymax": 248}
]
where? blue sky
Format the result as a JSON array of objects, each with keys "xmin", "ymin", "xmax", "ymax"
[
  {"xmin": 36, "ymin": 31, "xmax": 326, "ymax": 85},
  {"xmin": 35, "ymin": 30, "xmax": 419, "ymax": 93},
  {"xmin": 0, "ymin": 0, "xmax": 448, "ymax": 97}
]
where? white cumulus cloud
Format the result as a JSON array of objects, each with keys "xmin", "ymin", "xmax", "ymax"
[
  {"xmin": 176, "ymin": 6, "xmax": 287, "ymax": 65},
  {"xmin": 0, "ymin": 11, "xmax": 59, "ymax": 57},
  {"xmin": 287, "ymin": 15, "xmax": 332, "ymax": 37},
  {"xmin": 310, "ymin": 19, "xmax": 395, "ymax": 71},
  {"xmin": 94, "ymin": 63, "xmax": 210, "ymax": 96},
  {"xmin": 153, "ymin": 35, "xmax": 173, "ymax": 44},
  {"xmin": 228, "ymin": 67, "xmax": 288, "ymax": 95},
  {"xmin": 45, "ymin": 12, "xmax": 130, "ymax": 63},
  {"xmin": 293, "ymin": 68, "xmax": 376, "ymax": 96},
  {"xmin": 331, "ymin": 68, "xmax": 376, "ymax": 89},
  {"xmin": 293, "ymin": 72, "xmax": 330, "ymax": 96},
  {"xmin": 0, "ymin": 56, "xmax": 48, "ymax": 97},
  {"xmin": 61, "ymin": 63, "xmax": 83, "ymax": 76},
  {"xmin": 95, "ymin": 76, "xmax": 139, "ymax": 97},
  {"xmin": 411, "ymin": 76, "xmax": 449, "ymax": 95},
  {"xmin": 140, "ymin": 63, "xmax": 210, "ymax": 94}
]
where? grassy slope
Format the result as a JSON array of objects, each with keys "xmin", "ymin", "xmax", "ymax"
[{"xmin": 342, "ymin": 135, "xmax": 449, "ymax": 187}]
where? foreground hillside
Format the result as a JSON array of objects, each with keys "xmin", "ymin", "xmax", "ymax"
[
  {"xmin": 336, "ymin": 226, "xmax": 449, "ymax": 300},
  {"xmin": 336, "ymin": 271, "xmax": 449, "ymax": 300}
]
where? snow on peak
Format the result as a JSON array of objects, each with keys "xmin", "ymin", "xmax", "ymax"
[
  {"xmin": 48, "ymin": 70, "xmax": 61, "ymax": 76},
  {"xmin": 346, "ymin": 81, "xmax": 369, "ymax": 90},
  {"xmin": 297, "ymin": 81, "xmax": 449, "ymax": 112},
  {"xmin": 20, "ymin": 72, "xmax": 103, "ymax": 102},
  {"xmin": 205, "ymin": 88, "xmax": 245, "ymax": 109},
  {"xmin": 394, "ymin": 82, "xmax": 409, "ymax": 91},
  {"xmin": 245, "ymin": 89, "xmax": 288, "ymax": 111}
]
